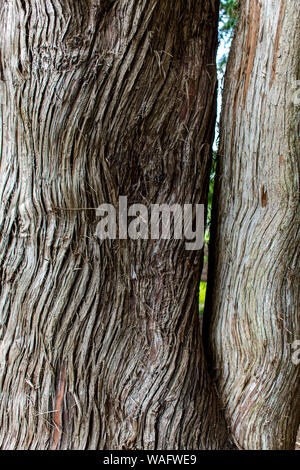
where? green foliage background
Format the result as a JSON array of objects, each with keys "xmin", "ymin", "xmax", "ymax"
[{"xmin": 218, "ymin": 0, "xmax": 239, "ymax": 71}]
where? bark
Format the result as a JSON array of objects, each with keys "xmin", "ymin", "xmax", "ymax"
[
  {"xmin": 0, "ymin": 0, "xmax": 231, "ymax": 449},
  {"xmin": 205, "ymin": 0, "xmax": 300, "ymax": 450}
]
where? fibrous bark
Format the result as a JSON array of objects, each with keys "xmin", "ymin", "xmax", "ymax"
[
  {"xmin": 205, "ymin": 0, "xmax": 300, "ymax": 450},
  {"xmin": 0, "ymin": 0, "xmax": 231, "ymax": 449}
]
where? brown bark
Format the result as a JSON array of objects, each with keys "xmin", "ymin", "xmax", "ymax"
[
  {"xmin": 0, "ymin": 0, "xmax": 231, "ymax": 449},
  {"xmin": 205, "ymin": 0, "xmax": 300, "ymax": 450}
]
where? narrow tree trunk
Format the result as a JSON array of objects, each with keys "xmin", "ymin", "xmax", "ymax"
[
  {"xmin": 205, "ymin": 0, "xmax": 300, "ymax": 449},
  {"xmin": 0, "ymin": 0, "xmax": 231, "ymax": 449}
]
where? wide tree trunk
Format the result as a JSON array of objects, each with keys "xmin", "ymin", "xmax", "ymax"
[
  {"xmin": 204, "ymin": 0, "xmax": 300, "ymax": 450},
  {"xmin": 0, "ymin": 0, "xmax": 232, "ymax": 449}
]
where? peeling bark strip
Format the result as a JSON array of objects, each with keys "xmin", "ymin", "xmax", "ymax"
[
  {"xmin": 261, "ymin": 185, "xmax": 268, "ymax": 208},
  {"xmin": 205, "ymin": 0, "xmax": 300, "ymax": 450},
  {"xmin": 51, "ymin": 363, "xmax": 66, "ymax": 450},
  {"xmin": 0, "ymin": 1, "xmax": 231, "ymax": 449},
  {"xmin": 242, "ymin": 0, "xmax": 261, "ymax": 107}
]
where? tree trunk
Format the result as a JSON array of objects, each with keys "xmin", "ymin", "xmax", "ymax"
[
  {"xmin": 204, "ymin": 0, "xmax": 300, "ymax": 450},
  {"xmin": 0, "ymin": 0, "xmax": 232, "ymax": 449}
]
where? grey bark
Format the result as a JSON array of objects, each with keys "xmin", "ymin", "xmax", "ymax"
[{"xmin": 204, "ymin": 0, "xmax": 300, "ymax": 450}]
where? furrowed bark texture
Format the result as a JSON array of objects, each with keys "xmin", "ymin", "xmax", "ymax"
[
  {"xmin": 0, "ymin": 0, "xmax": 231, "ymax": 449},
  {"xmin": 205, "ymin": 0, "xmax": 300, "ymax": 450}
]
